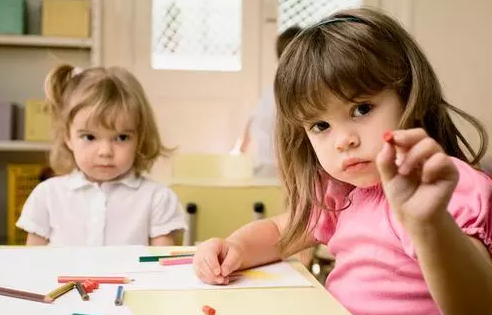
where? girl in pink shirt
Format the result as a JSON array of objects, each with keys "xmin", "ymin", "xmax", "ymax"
[{"xmin": 193, "ymin": 7, "xmax": 492, "ymax": 315}]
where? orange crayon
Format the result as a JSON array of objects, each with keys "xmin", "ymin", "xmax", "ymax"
[{"xmin": 170, "ymin": 250, "xmax": 195, "ymax": 256}]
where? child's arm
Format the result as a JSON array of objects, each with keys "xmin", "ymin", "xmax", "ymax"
[
  {"xmin": 150, "ymin": 187, "xmax": 187, "ymax": 246},
  {"xmin": 150, "ymin": 229, "xmax": 184, "ymax": 246},
  {"xmin": 194, "ymin": 212, "xmax": 319, "ymax": 284},
  {"xmin": 411, "ymin": 215, "xmax": 492, "ymax": 315},
  {"xmin": 149, "ymin": 234, "xmax": 174, "ymax": 246},
  {"xmin": 227, "ymin": 212, "xmax": 317, "ymax": 270},
  {"xmin": 26, "ymin": 233, "xmax": 48, "ymax": 245},
  {"xmin": 16, "ymin": 182, "xmax": 51, "ymax": 246},
  {"xmin": 378, "ymin": 128, "xmax": 492, "ymax": 315}
]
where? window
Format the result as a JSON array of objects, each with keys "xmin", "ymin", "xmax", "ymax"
[
  {"xmin": 152, "ymin": 0, "xmax": 242, "ymax": 71},
  {"xmin": 278, "ymin": 0, "xmax": 362, "ymax": 31}
]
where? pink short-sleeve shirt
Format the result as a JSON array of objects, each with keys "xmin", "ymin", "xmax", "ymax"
[{"xmin": 311, "ymin": 158, "xmax": 492, "ymax": 315}]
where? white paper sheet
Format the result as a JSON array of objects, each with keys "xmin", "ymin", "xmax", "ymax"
[{"xmin": 125, "ymin": 261, "xmax": 312, "ymax": 291}]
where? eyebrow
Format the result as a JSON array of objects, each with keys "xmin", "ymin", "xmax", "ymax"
[
  {"xmin": 119, "ymin": 129, "xmax": 136, "ymax": 134},
  {"xmin": 76, "ymin": 129, "xmax": 136, "ymax": 134},
  {"xmin": 76, "ymin": 129, "xmax": 93, "ymax": 134}
]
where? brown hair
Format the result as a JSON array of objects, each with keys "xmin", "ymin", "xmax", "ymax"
[
  {"xmin": 45, "ymin": 64, "xmax": 173, "ymax": 175},
  {"xmin": 274, "ymin": 7, "xmax": 488, "ymax": 254},
  {"xmin": 276, "ymin": 25, "xmax": 302, "ymax": 59}
]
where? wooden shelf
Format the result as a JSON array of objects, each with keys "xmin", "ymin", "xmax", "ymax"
[
  {"xmin": 0, "ymin": 141, "xmax": 51, "ymax": 152},
  {"xmin": 0, "ymin": 35, "xmax": 92, "ymax": 49}
]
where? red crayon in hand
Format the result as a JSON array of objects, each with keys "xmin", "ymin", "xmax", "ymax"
[{"xmin": 383, "ymin": 130, "xmax": 395, "ymax": 145}]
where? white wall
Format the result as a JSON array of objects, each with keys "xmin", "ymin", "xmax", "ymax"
[
  {"xmin": 382, "ymin": 0, "xmax": 492, "ymax": 157},
  {"xmin": 101, "ymin": 0, "xmax": 492, "ymax": 181}
]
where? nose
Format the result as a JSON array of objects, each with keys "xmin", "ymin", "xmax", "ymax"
[
  {"xmin": 98, "ymin": 140, "xmax": 114, "ymax": 157},
  {"xmin": 334, "ymin": 128, "xmax": 360, "ymax": 152}
]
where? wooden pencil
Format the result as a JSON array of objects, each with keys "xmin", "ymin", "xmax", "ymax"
[
  {"xmin": 58, "ymin": 276, "xmax": 133, "ymax": 284},
  {"xmin": 74, "ymin": 282, "xmax": 90, "ymax": 301},
  {"xmin": 0, "ymin": 286, "xmax": 53, "ymax": 303}
]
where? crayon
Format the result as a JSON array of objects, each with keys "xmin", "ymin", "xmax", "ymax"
[{"xmin": 114, "ymin": 285, "xmax": 124, "ymax": 306}]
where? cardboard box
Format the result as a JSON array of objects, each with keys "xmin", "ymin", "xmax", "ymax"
[
  {"xmin": 41, "ymin": 0, "xmax": 90, "ymax": 38},
  {"xmin": 0, "ymin": 102, "xmax": 15, "ymax": 140},
  {"xmin": 24, "ymin": 99, "xmax": 51, "ymax": 141},
  {"xmin": 0, "ymin": 0, "xmax": 25, "ymax": 35}
]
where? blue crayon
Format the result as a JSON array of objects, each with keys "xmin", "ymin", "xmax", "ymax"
[{"xmin": 114, "ymin": 285, "xmax": 124, "ymax": 306}]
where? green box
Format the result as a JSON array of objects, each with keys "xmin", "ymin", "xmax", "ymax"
[{"xmin": 0, "ymin": 0, "xmax": 26, "ymax": 34}]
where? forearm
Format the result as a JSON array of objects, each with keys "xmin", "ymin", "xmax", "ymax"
[
  {"xmin": 227, "ymin": 212, "xmax": 317, "ymax": 269},
  {"xmin": 227, "ymin": 218, "xmax": 283, "ymax": 269},
  {"xmin": 410, "ymin": 212, "xmax": 492, "ymax": 315},
  {"xmin": 236, "ymin": 120, "xmax": 252, "ymax": 153}
]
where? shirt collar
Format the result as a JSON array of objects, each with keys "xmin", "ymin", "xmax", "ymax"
[{"xmin": 67, "ymin": 170, "xmax": 142, "ymax": 190}]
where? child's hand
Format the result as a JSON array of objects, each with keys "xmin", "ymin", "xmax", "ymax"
[
  {"xmin": 376, "ymin": 128, "xmax": 459, "ymax": 231},
  {"xmin": 193, "ymin": 238, "xmax": 244, "ymax": 285}
]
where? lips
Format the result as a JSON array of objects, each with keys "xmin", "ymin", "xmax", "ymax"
[{"xmin": 342, "ymin": 157, "xmax": 369, "ymax": 171}]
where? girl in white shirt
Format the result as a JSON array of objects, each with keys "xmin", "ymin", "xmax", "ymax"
[{"xmin": 16, "ymin": 65, "xmax": 186, "ymax": 246}]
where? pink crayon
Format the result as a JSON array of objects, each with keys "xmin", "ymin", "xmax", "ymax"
[{"xmin": 159, "ymin": 257, "xmax": 193, "ymax": 266}]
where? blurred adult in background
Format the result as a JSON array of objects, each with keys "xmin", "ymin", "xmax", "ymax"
[{"xmin": 232, "ymin": 26, "xmax": 302, "ymax": 178}]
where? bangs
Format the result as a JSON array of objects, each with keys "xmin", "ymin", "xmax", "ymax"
[
  {"xmin": 276, "ymin": 21, "xmax": 407, "ymax": 125},
  {"xmin": 70, "ymin": 76, "xmax": 140, "ymax": 130},
  {"xmin": 85, "ymin": 100, "xmax": 134, "ymax": 130}
]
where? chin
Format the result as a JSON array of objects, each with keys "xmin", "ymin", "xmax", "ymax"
[
  {"xmin": 91, "ymin": 173, "xmax": 120, "ymax": 182},
  {"xmin": 346, "ymin": 176, "xmax": 381, "ymax": 188}
]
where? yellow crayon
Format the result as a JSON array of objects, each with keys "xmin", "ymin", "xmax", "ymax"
[{"xmin": 47, "ymin": 282, "xmax": 76, "ymax": 300}]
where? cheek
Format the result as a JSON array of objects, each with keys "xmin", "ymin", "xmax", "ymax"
[
  {"xmin": 118, "ymin": 144, "xmax": 136, "ymax": 159},
  {"xmin": 309, "ymin": 137, "xmax": 335, "ymax": 167},
  {"xmin": 72, "ymin": 141, "xmax": 94, "ymax": 157}
]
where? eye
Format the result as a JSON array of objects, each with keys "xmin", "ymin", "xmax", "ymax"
[
  {"xmin": 81, "ymin": 134, "xmax": 95, "ymax": 141},
  {"xmin": 352, "ymin": 103, "xmax": 373, "ymax": 117},
  {"xmin": 115, "ymin": 134, "xmax": 130, "ymax": 142},
  {"xmin": 310, "ymin": 121, "xmax": 330, "ymax": 133}
]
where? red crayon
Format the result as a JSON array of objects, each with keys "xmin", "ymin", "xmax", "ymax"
[
  {"xmin": 383, "ymin": 130, "xmax": 394, "ymax": 144},
  {"xmin": 202, "ymin": 305, "xmax": 216, "ymax": 315}
]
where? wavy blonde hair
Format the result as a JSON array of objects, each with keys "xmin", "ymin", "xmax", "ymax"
[
  {"xmin": 274, "ymin": 7, "xmax": 488, "ymax": 254},
  {"xmin": 45, "ymin": 64, "xmax": 173, "ymax": 175}
]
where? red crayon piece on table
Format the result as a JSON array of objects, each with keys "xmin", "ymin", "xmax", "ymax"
[
  {"xmin": 383, "ymin": 130, "xmax": 394, "ymax": 144},
  {"xmin": 202, "ymin": 305, "xmax": 216, "ymax": 315},
  {"xmin": 87, "ymin": 280, "xmax": 99, "ymax": 289},
  {"xmin": 81, "ymin": 281, "xmax": 93, "ymax": 293},
  {"xmin": 82, "ymin": 280, "xmax": 99, "ymax": 293}
]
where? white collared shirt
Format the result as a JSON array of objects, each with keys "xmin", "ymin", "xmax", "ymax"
[{"xmin": 16, "ymin": 171, "xmax": 187, "ymax": 246}]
